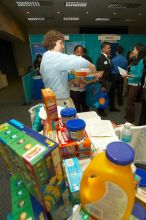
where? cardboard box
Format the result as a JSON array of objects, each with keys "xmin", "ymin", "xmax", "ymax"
[
  {"xmin": 41, "ymin": 88, "xmax": 59, "ymax": 131},
  {"xmin": 57, "ymin": 120, "xmax": 91, "ymax": 159},
  {"xmin": 63, "ymin": 157, "xmax": 82, "ymax": 204},
  {"xmin": 10, "ymin": 175, "xmax": 48, "ymax": 220},
  {"xmin": 0, "ymin": 119, "xmax": 63, "ymax": 212}
]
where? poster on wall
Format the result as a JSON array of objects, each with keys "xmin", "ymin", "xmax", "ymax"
[
  {"xmin": 32, "ymin": 43, "xmax": 46, "ymax": 61},
  {"xmin": 65, "ymin": 41, "xmax": 85, "ymax": 54}
]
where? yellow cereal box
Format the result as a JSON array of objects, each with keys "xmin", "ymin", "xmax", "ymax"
[{"xmin": 41, "ymin": 88, "xmax": 59, "ymax": 131}]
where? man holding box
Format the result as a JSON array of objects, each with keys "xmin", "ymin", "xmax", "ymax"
[{"xmin": 40, "ymin": 30, "xmax": 96, "ymax": 109}]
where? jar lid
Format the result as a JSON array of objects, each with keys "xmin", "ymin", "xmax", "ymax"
[
  {"xmin": 66, "ymin": 119, "xmax": 86, "ymax": 131},
  {"xmin": 61, "ymin": 108, "xmax": 77, "ymax": 117},
  {"xmin": 135, "ymin": 168, "xmax": 146, "ymax": 187},
  {"xmin": 132, "ymin": 203, "xmax": 146, "ymax": 220},
  {"xmin": 106, "ymin": 141, "xmax": 135, "ymax": 165}
]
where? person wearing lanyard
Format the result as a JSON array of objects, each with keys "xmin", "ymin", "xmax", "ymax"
[{"xmin": 125, "ymin": 43, "xmax": 145, "ymax": 123}]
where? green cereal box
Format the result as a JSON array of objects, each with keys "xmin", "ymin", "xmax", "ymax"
[
  {"xmin": 0, "ymin": 119, "xmax": 64, "ymax": 212},
  {"xmin": 12, "ymin": 195, "xmax": 32, "ymax": 216},
  {"xmin": 10, "ymin": 175, "xmax": 48, "ymax": 220},
  {"xmin": 13, "ymin": 206, "xmax": 35, "ymax": 220},
  {"xmin": 0, "ymin": 123, "xmax": 19, "ymax": 141}
]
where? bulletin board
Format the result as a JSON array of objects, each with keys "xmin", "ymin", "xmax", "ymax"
[{"xmin": 29, "ymin": 34, "xmax": 146, "ymax": 65}]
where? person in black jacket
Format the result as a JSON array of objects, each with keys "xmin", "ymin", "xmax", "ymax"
[
  {"xmin": 96, "ymin": 42, "xmax": 120, "ymax": 116},
  {"xmin": 33, "ymin": 54, "xmax": 42, "ymax": 75},
  {"xmin": 96, "ymin": 42, "xmax": 112, "ymax": 87}
]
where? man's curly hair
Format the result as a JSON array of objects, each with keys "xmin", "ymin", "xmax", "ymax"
[{"xmin": 43, "ymin": 30, "xmax": 64, "ymax": 50}]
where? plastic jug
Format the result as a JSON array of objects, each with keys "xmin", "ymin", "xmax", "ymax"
[
  {"xmin": 121, "ymin": 122, "xmax": 132, "ymax": 143},
  {"xmin": 80, "ymin": 141, "xmax": 136, "ymax": 220}
]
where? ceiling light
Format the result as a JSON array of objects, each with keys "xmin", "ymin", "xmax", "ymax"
[
  {"xmin": 63, "ymin": 17, "xmax": 80, "ymax": 21},
  {"xmin": 113, "ymin": 12, "xmax": 117, "ymax": 15},
  {"xmin": 57, "ymin": 11, "xmax": 60, "ymax": 14},
  {"xmin": 28, "ymin": 17, "xmax": 45, "ymax": 21},
  {"xmin": 108, "ymin": 3, "xmax": 127, "ymax": 9},
  {"xmin": 65, "ymin": 1, "xmax": 87, "ymax": 7},
  {"xmin": 108, "ymin": 3, "xmax": 141, "ymax": 9},
  {"xmin": 16, "ymin": 1, "xmax": 40, "ymax": 7},
  {"xmin": 95, "ymin": 18, "xmax": 110, "ymax": 21},
  {"xmin": 26, "ymin": 11, "xmax": 30, "ymax": 14}
]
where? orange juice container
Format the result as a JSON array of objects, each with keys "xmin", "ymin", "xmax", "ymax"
[{"xmin": 80, "ymin": 141, "xmax": 136, "ymax": 220}]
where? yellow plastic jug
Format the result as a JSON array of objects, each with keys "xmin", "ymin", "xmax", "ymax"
[{"xmin": 80, "ymin": 141, "xmax": 136, "ymax": 220}]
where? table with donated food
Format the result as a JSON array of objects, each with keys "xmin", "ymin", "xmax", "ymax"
[
  {"xmin": 30, "ymin": 103, "xmax": 146, "ymax": 219},
  {"xmin": 35, "ymin": 104, "xmax": 146, "ymax": 165},
  {"xmin": 2, "ymin": 67, "xmax": 146, "ymax": 219}
]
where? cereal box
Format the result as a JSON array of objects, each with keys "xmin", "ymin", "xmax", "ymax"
[
  {"xmin": 57, "ymin": 120, "xmax": 91, "ymax": 159},
  {"xmin": 63, "ymin": 157, "xmax": 82, "ymax": 204},
  {"xmin": 0, "ymin": 119, "xmax": 63, "ymax": 212},
  {"xmin": 41, "ymin": 88, "xmax": 59, "ymax": 131},
  {"xmin": 10, "ymin": 175, "xmax": 48, "ymax": 220}
]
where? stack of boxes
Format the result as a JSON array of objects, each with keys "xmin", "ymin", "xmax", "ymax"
[
  {"xmin": 57, "ymin": 120, "xmax": 91, "ymax": 159},
  {"xmin": 9, "ymin": 174, "xmax": 72, "ymax": 220},
  {"xmin": 41, "ymin": 88, "xmax": 91, "ymax": 160},
  {"xmin": 0, "ymin": 119, "xmax": 69, "ymax": 213}
]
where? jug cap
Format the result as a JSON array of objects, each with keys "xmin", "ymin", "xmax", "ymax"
[
  {"xmin": 106, "ymin": 141, "xmax": 135, "ymax": 165},
  {"xmin": 66, "ymin": 118, "xmax": 86, "ymax": 131},
  {"xmin": 61, "ymin": 108, "xmax": 76, "ymax": 117},
  {"xmin": 132, "ymin": 202, "xmax": 146, "ymax": 220}
]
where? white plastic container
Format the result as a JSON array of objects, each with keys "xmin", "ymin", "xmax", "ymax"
[{"xmin": 121, "ymin": 122, "xmax": 132, "ymax": 143}]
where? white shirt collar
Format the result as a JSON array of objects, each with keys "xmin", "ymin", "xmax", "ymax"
[{"xmin": 102, "ymin": 52, "xmax": 109, "ymax": 59}]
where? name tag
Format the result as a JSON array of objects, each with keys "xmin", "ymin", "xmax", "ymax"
[{"xmin": 104, "ymin": 61, "xmax": 108, "ymax": 65}]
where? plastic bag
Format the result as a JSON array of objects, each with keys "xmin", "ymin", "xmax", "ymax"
[
  {"xmin": 86, "ymin": 83, "xmax": 109, "ymax": 109},
  {"xmin": 86, "ymin": 83, "xmax": 101, "ymax": 108}
]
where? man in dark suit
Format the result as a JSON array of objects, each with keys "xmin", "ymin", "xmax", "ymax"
[{"xmin": 96, "ymin": 42, "xmax": 120, "ymax": 116}]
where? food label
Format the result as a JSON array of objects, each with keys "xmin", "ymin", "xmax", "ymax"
[
  {"xmin": 84, "ymin": 181, "xmax": 128, "ymax": 220},
  {"xmin": 23, "ymin": 144, "xmax": 45, "ymax": 161}
]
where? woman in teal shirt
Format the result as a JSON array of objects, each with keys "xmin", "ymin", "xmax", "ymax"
[{"xmin": 126, "ymin": 43, "xmax": 145, "ymax": 123}]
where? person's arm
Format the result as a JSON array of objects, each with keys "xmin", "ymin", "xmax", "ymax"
[
  {"xmin": 85, "ymin": 72, "xmax": 104, "ymax": 85},
  {"xmin": 56, "ymin": 53, "xmax": 96, "ymax": 72}
]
